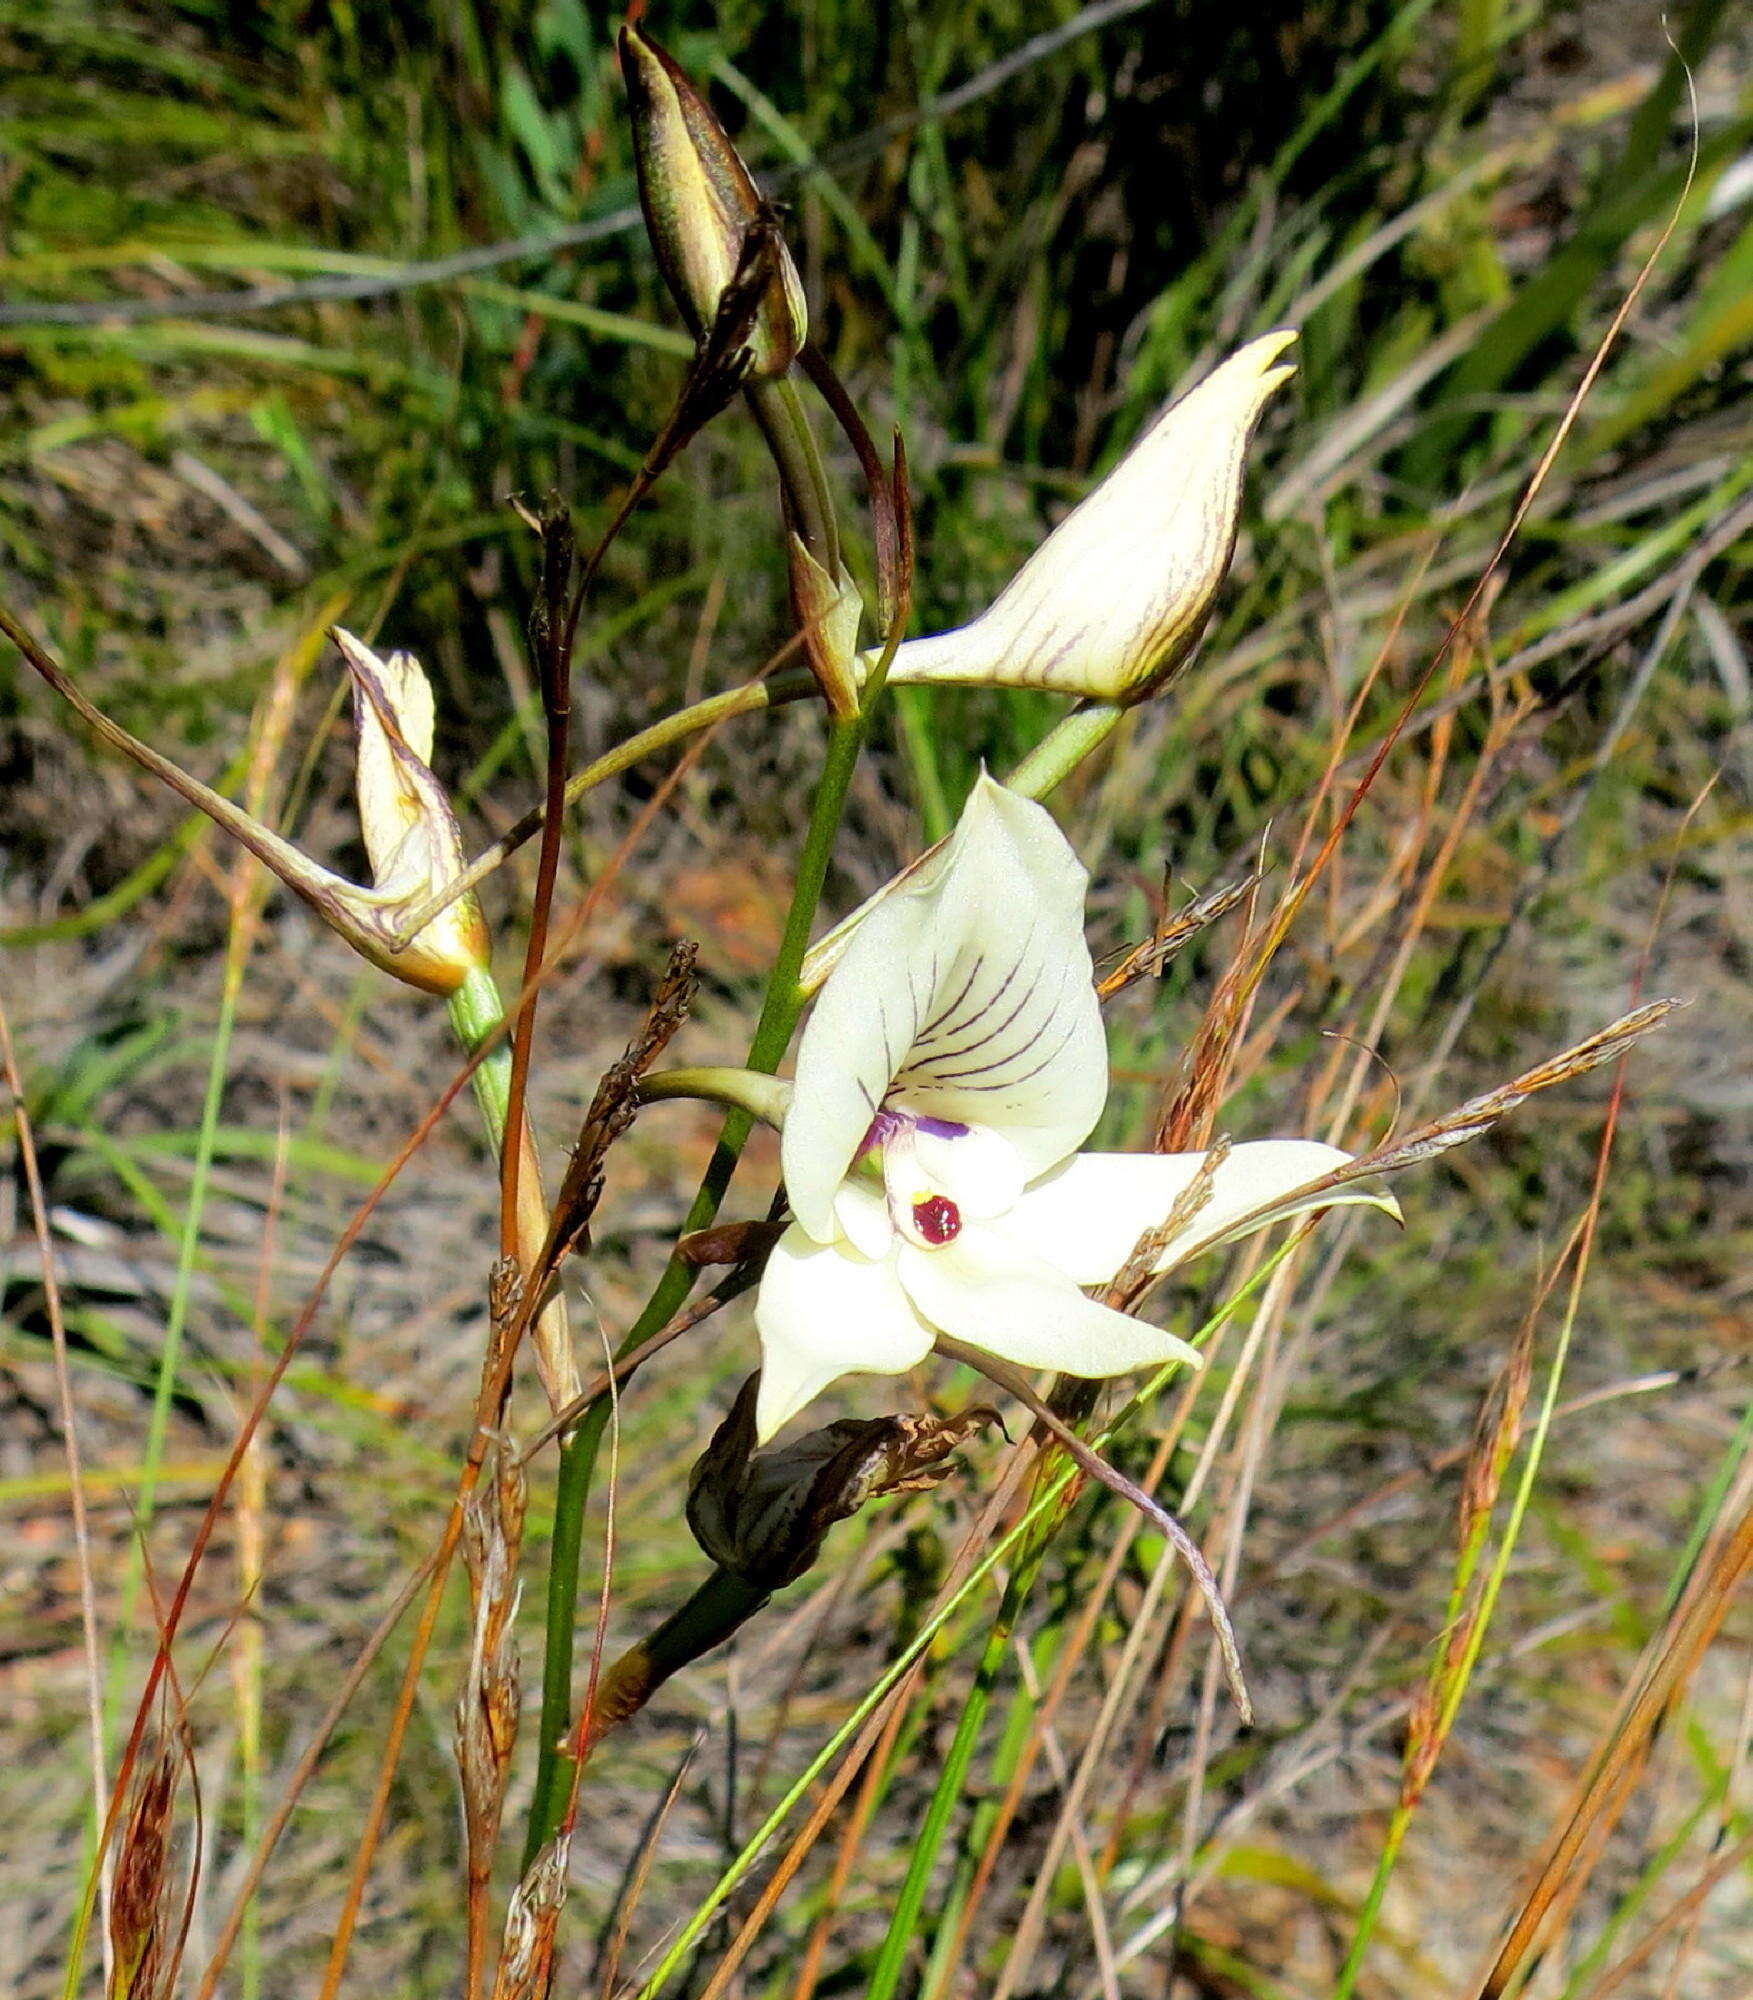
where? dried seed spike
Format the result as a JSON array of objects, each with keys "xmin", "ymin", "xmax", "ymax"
[
  {"xmin": 481, "ymin": 1256, "xmax": 528, "ymax": 1406},
  {"xmin": 1187, "ymin": 998, "xmax": 1685, "ymax": 1252},
  {"xmin": 1375, "ymin": 998, "xmax": 1684, "ymax": 1180},
  {"xmin": 489, "ymin": 1256, "xmax": 525, "ymax": 1331},
  {"xmin": 460, "ymin": 1436, "xmax": 528, "ymax": 1983},
  {"xmin": 543, "ymin": 941, "xmax": 700, "ymax": 1277},
  {"xmin": 1097, "ymin": 873, "xmax": 1259, "ymax": 999},
  {"xmin": 111, "ymin": 1734, "xmax": 181, "ymax": 2000},
  {"xmin": 1460, "ymin": 1306, "xmax": 1539, "ymax": 1541},
  {"xmin": 1109, "ymin": 1135, "xmax": 1232, "ymax": 1309},
  {"xmin": 492, "ymin": 1837, "xmax": 570, "ymax": 2000}
]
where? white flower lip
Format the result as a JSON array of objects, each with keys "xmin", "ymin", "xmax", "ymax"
[{"xmin": 752, "ymin": 771, "xmax": 1396, "ymax": 1440}]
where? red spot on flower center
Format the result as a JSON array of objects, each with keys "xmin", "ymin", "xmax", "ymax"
[{"xmin": 912, "ymin": 1194, "xmax": 962, "ymax": 1246}]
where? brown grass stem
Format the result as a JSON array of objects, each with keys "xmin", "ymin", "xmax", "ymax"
[{"xmin": 0, "ymin": 992, "xmax": 113, "ymax": 1981}]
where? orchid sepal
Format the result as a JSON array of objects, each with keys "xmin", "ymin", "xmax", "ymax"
[{"xmin": 9, "ymin": 614, "xmax": 487, "ymax": 996}]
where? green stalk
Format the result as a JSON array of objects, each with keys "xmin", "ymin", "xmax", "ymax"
[
  {"xmin": 396, "ymin": 671, "xmax": 819, "ymax": 948},
  {"xmin": 895, "ymin": 686, "xmax": 953, "ymax": 842},
  {"xmin": 1004, "ymin": 700, "xmax": 1125, "ymax": 800},
  {"xmin": 579, "ymin": 1568, "xmax": 771, "ymax": 1755},
  {"xmin": 521, "ymin": 685, "xmax": 1131, "ymax": 1861},
  {"xmin": 919, "ymin": 1624, "xmax": 1061, "ymax": 2000},
  {"xmin": 523, "ymin": 707, "xmax": 871, "ymax": 1863},
  {"xmin": 747, "ymin": 376, "xmax": 841, "ymax": 574},
  {"xmin": 866, "ymin": 1498, "xmax": 1066, "ymax": 2000},
  {"xmin": 446, "ymin": 962, "xmax": 515, "ymax": 1146}
]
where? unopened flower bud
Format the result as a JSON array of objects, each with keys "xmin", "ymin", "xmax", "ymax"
[
  {"xmin": 788, "ymin": 534, "xmax": 864, "ymax": 720},
  {"xmin": 331, "ymin": 630, "xmax": 490, "ymax": 995},
  {"xmin": 881, "ymin": 331, "xmax": 1297, "ymax": 704},
  {"xmin": 620, "ymin": 25, "xmax": 807, "ymax": 379},
  {"xmin": 687, "ymin": 1375, "xmax": 996, "ymax": 1591},
  {"xmin": 4, "ymin": 604, "xmax": 487, "ymax": 998}
]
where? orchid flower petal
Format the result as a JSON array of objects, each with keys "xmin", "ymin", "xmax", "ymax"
[
  {"xmin": 753, "ymin": 1223, "xmax": 934, "ymax": 1441},
  {"xmin": 833, "ymin": 1179, "xmax": 895, "ymax": 1261},
  {"xmin": 335, "ymin": 630, "xmax": 442, "ymax": 890},
  {"xmin": 896, "ymin": 1227, "xmax": 1203, "ymax": 1377},
  {"xmin": 987, "ymin": 1142, "xmax": 1399, "ymax": 1287},
  {"xmin": 782, "ymin": 774, "xmax": 1105, "ymax": 1238}
]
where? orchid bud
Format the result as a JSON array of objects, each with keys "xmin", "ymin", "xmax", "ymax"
[
  {"xmin": 788, "ymin": 534, "xmax": 865, "ymax": 720},
  {"xmin": 687, "ymin": 1375, "xmax": 996, "ymax": 1591},
  {"xmin": 620, "ymin": 25, "xmax": 807, "ymax": 380},
  {"xmin": 329, "ymin": 630, "xmax": 489, "ymax": 995},
  {"xmin": 881, "ymin": 330, "xmax": 1297, "ymax": 704},
  {"xmin": 3, "ymin": 602, "xmax": 488, "ymax": 998}
]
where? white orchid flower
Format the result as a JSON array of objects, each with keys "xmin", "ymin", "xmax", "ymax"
[
  {"xmin": 872, "ymin": 332, "xmax": 1297, "ymax": 706},
  {"xmin": 743, "ymin": 774, "xmax": 1396, "ymax": 1440}
]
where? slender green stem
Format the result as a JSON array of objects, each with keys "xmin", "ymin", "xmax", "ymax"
[
  {"xmin": 394, "ymin": 671, "xmax": 818, "ymax": 946},
  {"xmin": 867, "ymin": 1505, "xmax": 1061, "ymax": 2000},
  {"xmin": 140, "ymin": 983, "xmax": 240, "ymax": 1534},
  {"xmin": 748, "ymin": 376, "xmax": 841, "ymax": 574},
  {"xmin": 1004, "ymin": 699, "xmax": 1125, "ymax": 800},
  {"xmin": 447, "ymin": 963, "xmax": 514, "ymax": 1146},
  {"xmin": 637, "ymin": 1066, "xmax": 793, "ymax": 1126},
  {"xmin": 896, "ymin": 686, "xmax": 953, "ymax": 841},
  {"xmin": 582, "ymin": 1568, "xmax": 771, "ymax": 1754},
  {"xmin": 524, "ymin": 706, "xmax": 872, "ymax": 1863},
  {"xmin": 919, "ymin": 1629, "xmax": 1058, "ymax": 2000},
  {"xmin": 102, "ymin": 964, "xmax": 242, "ymax": 1742}
]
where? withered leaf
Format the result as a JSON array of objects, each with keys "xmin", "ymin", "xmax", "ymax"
[{"xmin": 687, "ymin": 1374, "xmax": 998, "ymax": 1590}]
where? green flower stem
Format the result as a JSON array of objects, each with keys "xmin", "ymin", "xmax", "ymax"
[
  {"xmin": 866, "ymin": 1490, "xmax": 1072, "ymax": 2000},
  {"xmin": 919, "ymin": 1622, "xmax": 1062, "ymax": 2000},
  {"xmin": 394, "ymin": 671, "xmax": 820, "ymax": 947},
  {"xmin": 447, "ymin": 963, "xmax": 515, "ymax": 1145},
  {"xmin": 524, "ymin": 705, "xmax": 873, "ymax": 1863},
  {"xmin": 1003, "ymin": 698, "xmax": 1125, "ymax": 799},
  {"xmin": 580, "ymin": 1568, "xmax": 771, "ymax": 1756},
  {"xmin": 637, "ymin": 1066, "xmax": 793, "ymax": 1127},
  {"xmin": 747, "ymin": 375, "xmax": 841, "ymax": 574}
]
